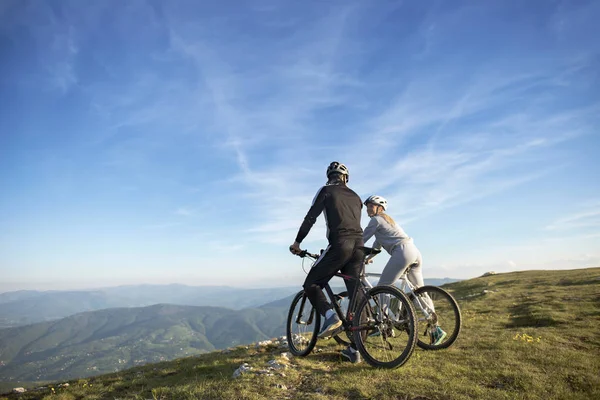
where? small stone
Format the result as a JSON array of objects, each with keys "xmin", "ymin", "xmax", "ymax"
[
  {"xmin": 12, "ymin": 387, "xmax": 26, "ymax": 394},
  {"xmin": 290, "ymin": 333, "xmax": 309, "ymax": 346},
  {"xmin": 58, "ymin": 383, "xmax": 70, "ymax": 388},
  {"xmin": 232, "ymin": 362, "xmax": 253, "ymax": 378},
  {"xmin": 275, "ymin": 384, "xmax": 288, "ymax": 390},
  {"xmin": 267, "ymin": 359, "xmax": 288, "ymax": 370}
]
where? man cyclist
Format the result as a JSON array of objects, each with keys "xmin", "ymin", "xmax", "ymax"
[{"xmin": 289, "ymin": 161, "xmax": 365, "ymax": 363}]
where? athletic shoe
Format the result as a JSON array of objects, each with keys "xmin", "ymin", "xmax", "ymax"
[
  {"xmin": 431, "ymin": 326, "xmax": 447, "ymax": 345},
  {"xmin": 341, "ymin": 346, "xmax": 361, "ymax": 363},
  {"xmin": 318, "ymin": 314, "xmax": 343, "ymax": 339}
]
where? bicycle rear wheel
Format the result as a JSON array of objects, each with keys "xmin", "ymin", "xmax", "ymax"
[
  {"xmin": 412, "ymin": 285, "xmax": 462, "ymax": 350},
  {"xmin": 286, "ymin": 290, "xmax": 320, "ymax": 356},
  {"xmin": 353, "ymin": 286, "xmax": 418, "ymax": 368}
]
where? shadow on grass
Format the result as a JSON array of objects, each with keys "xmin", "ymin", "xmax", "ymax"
[
  {"xmin": 305, "ymin": 348, "xmax": 421, "ymax": 373},
  {"xmin": 450, "ymin": 283, "xmax": 489, "ymax": 298},
  {"xmin": 505, "ymin": 301, "xmax": 563, "ymax": 328},
  {"xmin": 491, "ymin": 279, "xmax": 520, "ymax": 287},
  {"xmin": 557, "ymin": 278, "xmax": 598, "ymax": 287},
  {"xmin": 294, "ymin": 349, "xmax": 361, "ymax": 369},
  {"xmin": 484, "ymin": 374, "xmax": 526, "ymax": 391},
  {"xmin": 565, "ymin": 372, "xmax": 596, "ymax": 392}
]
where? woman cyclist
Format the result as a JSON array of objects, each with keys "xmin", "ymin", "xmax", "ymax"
[{"xmin": 361, "ymin": 195, "xmax": 447, "ymax": 345}]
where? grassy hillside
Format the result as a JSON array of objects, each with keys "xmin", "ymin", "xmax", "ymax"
[{"xmin": 1, "ymin": 267, "xmax": 599, "ymax": 400}]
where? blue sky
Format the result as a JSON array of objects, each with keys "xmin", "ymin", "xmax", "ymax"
[{"xmin": 1, "ymin": 0, "xmax": 599, "ymax": 292}]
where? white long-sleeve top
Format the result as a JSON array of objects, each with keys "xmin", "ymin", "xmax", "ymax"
[{"xmin": 363, "ymin": 214, "xmax": 413, "ymax": 255}]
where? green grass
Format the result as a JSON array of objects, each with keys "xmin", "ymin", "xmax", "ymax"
[{"xmin": 1, "ymin": 267, "xmax": 599, "ymax": 400}]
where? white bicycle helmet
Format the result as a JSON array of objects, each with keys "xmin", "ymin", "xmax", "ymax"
[
  {"xmin": 326, "ymin": 161, "xmax": 349, "ymax": 180},
  {"xmin": 364, "ymin": 195, "xmax": 388, "ymax": 211}
]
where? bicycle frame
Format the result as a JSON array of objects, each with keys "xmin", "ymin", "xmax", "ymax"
[
  {"xmin": 298, "ymin": 251, "xmax": 386, "ymax": 335},
  {"xmin": 364, "ymin": 266, "xmax": 435, "ymax": 322},
  {"xmin": 322, "ymin": 271, "xmax": 372, "ymax": 334},
  {"xmin": 292, "ymin": 271, "xmax": 362, "ymax": 329}
]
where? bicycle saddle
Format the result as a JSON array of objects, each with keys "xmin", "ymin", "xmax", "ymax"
[{"xmin": 359, "ymin": 246, "xmax": 381, "ymax": 256}]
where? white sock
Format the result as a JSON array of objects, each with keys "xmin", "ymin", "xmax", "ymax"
[{"xmin": 325, "ymin": 309, "xmax": 335, "ymax": 319}]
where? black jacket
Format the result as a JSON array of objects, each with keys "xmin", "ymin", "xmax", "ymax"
[{"xmin": 295, "ymin": 182, "xmax": 363, "ymax": 244}]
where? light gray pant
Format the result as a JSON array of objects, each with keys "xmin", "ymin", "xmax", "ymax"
[
  {"xmin": 377, "ymin": 242, "xmax": 436, "ymax": 313},
  {"xmin": 377, "ymin": 241, "xmax": 424, "ymax": 288}
]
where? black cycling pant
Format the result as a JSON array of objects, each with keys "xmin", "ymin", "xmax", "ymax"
[{"xmin": 303, "ymin": 237, "xmax": 365, "ymax": 319}]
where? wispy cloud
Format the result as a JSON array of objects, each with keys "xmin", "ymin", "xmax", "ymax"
[
  {"xmin": 174, "ymin": 207, "xmax": 195, "ymax": 217},
  {"xmin": 47, "ymin": 27, "xmax": 78, "ymax": 93},
  {"xmin": 204, "ymin": 240, "xmax": 245, "ymax": 253},
  {"xmin": 141, "ymin": 222, "xmax": 183, "ymax": 230},
  {"xmin": 0, "ymin": 1, "xmax": 80, "ymax": 92},
  {"xmin": 545, "ymin": 201, "xmax": 600, "ymax": 232},
  {"xmin": 70, "ymin": 1, "xmax": 600, "ymax": 250},
  {"xmin": 230, "ymin": 67, "xmax": 598, "ymax": 244},
  {"xmin": 152, "ymin": 1, "xmax": 600, "ymax": 248}
]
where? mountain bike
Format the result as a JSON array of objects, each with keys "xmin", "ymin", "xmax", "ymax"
[
  {"xmin": 333, "ymin": 262, "xmax": 462, "ymax": 350},
  {"xmin": 286, "ymin": 247, "xmax": 418, "ymax": 369}
]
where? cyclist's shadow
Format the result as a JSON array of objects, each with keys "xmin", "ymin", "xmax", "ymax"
[{"xmin": 300, "ymin": 347, "xmax": 369, "ymax": 370}]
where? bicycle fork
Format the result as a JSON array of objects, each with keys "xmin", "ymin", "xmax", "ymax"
[
  {"xmin": 399, "ymin": 281, "xmax": 433, "ymax": 321},
  {"xmin": 295, "ymin": 293, "xmax": 316, "ymax": 325},
  {"xmin": 402, "ymin": 284, "xmax": 438, "ymax": 338}
]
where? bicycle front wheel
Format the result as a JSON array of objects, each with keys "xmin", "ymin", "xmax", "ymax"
[
  {"xmin": 353, "ymin": 286, "xmax": 418, "ymax": 368},
  {"xmin": 412, "ymin": 285, "xmax": 462, "ymax": 350},
  {"xmin": 286, "ymin": 290, "xmax": 320, "ymax": 356}
]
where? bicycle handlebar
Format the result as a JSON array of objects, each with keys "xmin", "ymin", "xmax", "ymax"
[
  {"xmin": 290, "ymin": 245, "xmax": 380, "ymax": 261},
  {"xmin": 291, "ymin": 249, "xmax": 320, "ymax": 259}
]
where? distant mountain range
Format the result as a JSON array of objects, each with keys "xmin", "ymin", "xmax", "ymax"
[
  {"xmin": 0, "ymin": 285, "xmax": 299, "ymax": 328},
  {"xmin": 0, "ymin": 300, "xmax": 293, "ymax": 382},
  {"xmin": 0, "ymin": 279, "xmax": 460, "ymax": 329}
]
